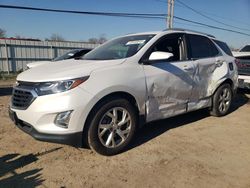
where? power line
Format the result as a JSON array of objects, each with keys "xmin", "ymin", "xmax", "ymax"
[
  {"xmin": 197, "ymin": 10, "xmax": 250, "ymax": 28},
  {"xmin": 0, "ymin": 4, "xmax": 250, "ymax": 37},
  {"xmin": 174, "ymin": 16, "xmax": 250, "ymax": 36},
  {"xmin": 0, "ymin": 4, "xmax": 166, "ymax": 17},
  {"xmin": 154, "ymin": 0, "xmax": 185, "ymax": 8},
  {"xmin": 154, "ymin": 0, "xmax": 250, "ymax": 31},
  {"xmin": 175, "ymin": 0, "xmax": 250, "ymax": 32},
  {"xmin": 174, "ymin": 20, "xmax": 210, "ymax": 29}
]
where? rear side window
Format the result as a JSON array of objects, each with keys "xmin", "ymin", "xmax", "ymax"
[
  {"xmin": 188, "ymin": 34, "xmax": 219, "ymax": 59},
  {"xmin": 213, "ymin": 40, "xmax": 233, "ymax": 56}
]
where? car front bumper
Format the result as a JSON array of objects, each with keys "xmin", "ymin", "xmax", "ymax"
[
  {"xmin": 9, "ymin": 108, "xmax": 83, "ymax": 147},
  {"xmin": 9, "ymin": 86, "xmax": 98, "ymax": 147}
]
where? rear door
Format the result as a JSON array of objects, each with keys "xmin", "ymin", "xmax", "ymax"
[
  {"xmin": 142, "ymin": 33, "xmax": 195, "ymax": 122},
  {"xmin": 186, "ymin": 34, "xmax": 221, "ymax": 110}
]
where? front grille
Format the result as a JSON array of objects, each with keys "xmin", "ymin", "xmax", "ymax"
[{"xmin": 11, "ymin": 88, "xmax": 36, "ymax": 110}]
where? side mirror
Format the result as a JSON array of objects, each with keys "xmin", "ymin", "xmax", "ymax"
[{"xmin": 148, "ymin": 51, "xmax": 173, "ymax": 61}]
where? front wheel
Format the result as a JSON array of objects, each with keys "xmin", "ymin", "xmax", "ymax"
[
  {"xmin": 210, "ymin": 83, "xmax": 233, "ymax": 117},
  {"xmin": 87, "ymin": 98, "xmax": 137, "ymax": 156}
]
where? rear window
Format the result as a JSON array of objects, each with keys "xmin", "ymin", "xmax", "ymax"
[
  {"xmin": 240, "ymin": 45, "xmax": 250, "ymax": 52},
  {"xmin": 213, "ymin": 40, "xmax": 233, "ymax": 56}
]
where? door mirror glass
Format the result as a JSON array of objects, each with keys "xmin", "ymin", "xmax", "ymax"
[{"xmin": 148, "ymin": 51, "xmax": 173, "ymax": 61}]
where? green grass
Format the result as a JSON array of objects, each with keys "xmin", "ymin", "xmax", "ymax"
[{"xmin": 0, "ymin": 72, "xmax": 18, "ymax": 80}]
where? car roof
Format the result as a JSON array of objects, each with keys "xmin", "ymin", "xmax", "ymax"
[{"xmin": 125, "ymin": 28, "xmax": 216, "ymax": 39}]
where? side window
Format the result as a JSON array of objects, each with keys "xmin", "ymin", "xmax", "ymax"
[
  {"xmin": 188, "ymin": 34, "xmax": 219, "ymax": 59},
  {"xmin": 213, "ymin": 40, "xmax": 233, "ymax": 56},
  {"xmin": 145, "ymin": 33, "xmax": 186, "ymax": 61}
]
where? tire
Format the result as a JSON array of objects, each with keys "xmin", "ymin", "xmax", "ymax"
[
  {"xmin": 210, "ymin": 83, "xmax": 233, "ymax": 117},
  {"xmin": 87, "ymin": 97, "xmax": 137, "ymax": 156}
]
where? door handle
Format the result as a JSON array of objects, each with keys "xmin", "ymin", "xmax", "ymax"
[
  {"xmin": 183, "ymin": 65, "xmax": 193, "ymax": 71},
  {"xmin": 215, "ymin": 60, "xmax": 224, "ymax": 67}
]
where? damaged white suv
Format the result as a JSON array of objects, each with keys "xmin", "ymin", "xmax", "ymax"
[{"xmin": 9, "ymin": 29, "xmax": 238, "ymax": 155}]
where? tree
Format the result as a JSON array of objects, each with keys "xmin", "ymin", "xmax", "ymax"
[
  {"xmin": 88, "ymin": 38, "xmax": 99, "ymax": 44},
  {"xmin": 98, "ymin": 34, "xmax": 107, "ymax": 44},
  {"xmin": 88, "ymin": 34, "xmax": 107, "ymax": 44},
  {"xmin": 0, "ymin": 28, "xmax": 6, "ymax": 38},
  {"xmin": 229, "ymin": 46, "xmax": 238, "ymax": 52},
  {"xmin": 15, "ymin": 35, "xmax": 22, "ymax": 39},
  {"xmin": 48, "ymin": 33, "xmax": 65, "ymax": 41}
]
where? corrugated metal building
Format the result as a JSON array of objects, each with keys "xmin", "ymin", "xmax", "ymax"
[{"xmin": 0, "ymin": 39, "xmax": 99, "ymax": 73}]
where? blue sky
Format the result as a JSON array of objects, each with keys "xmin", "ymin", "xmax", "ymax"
[{"xmin": 0, "ymin": 0, "xmax": 250, "ymax": 48}]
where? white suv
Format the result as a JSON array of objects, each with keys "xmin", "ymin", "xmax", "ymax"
[{"xmin": 9, "ymin": 29, "xmax": 238, "ymax": 155}]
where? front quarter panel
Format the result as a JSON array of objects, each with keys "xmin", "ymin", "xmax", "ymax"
[{"xmin": 79, "ymin": 62, "xmax": 147, "ymax": 115}]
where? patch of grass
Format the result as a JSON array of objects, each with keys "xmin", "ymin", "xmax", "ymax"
[{"xmin": 0, "ymin": 72, "xmax": 18, "ymax": 81}]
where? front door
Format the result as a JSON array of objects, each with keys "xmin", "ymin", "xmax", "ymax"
[{"xmin": 142, "ymin": 33, "xmax": 195, "ymax": 122}]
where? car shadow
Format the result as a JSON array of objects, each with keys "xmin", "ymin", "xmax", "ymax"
[
  {"xmin": 0, "ymin": 87, "xmax": 12, "ymax": 97},
  {"xmin": 237, "ymin": 88, "xmax": 250, "ymax": 95},
  {"xmin": 127, "ymin": 92, "xmax": 249, "ymax": 152},
  {"xmin": 128, "ymin": 108, "xmax": 209, "ymax": 151},
  {"xmin": 230, "ymin": 90, "xmax": 250, "ymax": 113},
  {"xmin": 0, "ymin": 147, "xmax": 62, "ymax": 187}
]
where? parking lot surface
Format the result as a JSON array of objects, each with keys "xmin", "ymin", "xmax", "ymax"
[{"xmin": 0, "ymin": 81, "xmax": 250, "ymax": 188}]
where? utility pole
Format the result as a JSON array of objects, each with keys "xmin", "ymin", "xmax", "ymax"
[
  {"xmin": 167, "ymin": 0, "xmax": 171, "ymax": 29},
  {"xmin": 167, "ymin": 0, "xmax": 175, "ymax": 29},
  {"xmin": 170, "ymin": 0, "xmax": 175, "ymax": 28}
]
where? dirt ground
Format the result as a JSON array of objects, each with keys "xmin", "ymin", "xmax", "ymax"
[{"xmin": 0, "ymin": 80, "xmax": 250, "ymax": 188}]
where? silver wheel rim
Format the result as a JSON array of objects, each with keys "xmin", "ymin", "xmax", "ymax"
[
  {"xmin": 98, "ymin": 107, "xmax": 132, "ymax": 148},
  {"xmin": 218, "ymin": 87, "xmax": 231, "ymax": 113}
]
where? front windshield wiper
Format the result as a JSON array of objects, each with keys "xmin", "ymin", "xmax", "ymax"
[{"xmin": 81, "ymin": 58, "xmax": 110, "ymax": 60}]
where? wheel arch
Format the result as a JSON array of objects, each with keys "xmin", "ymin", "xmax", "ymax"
[
  {"xmin": 212, "ymin": 78, "xmax": 234, "ymax": 96},
  {"xmin": 82, "ymin": 91, "xmax": 142, "ymax": 147},
  {"xmin": 210, "ymin": 78, "xmax": 234, "ymax": 117}
]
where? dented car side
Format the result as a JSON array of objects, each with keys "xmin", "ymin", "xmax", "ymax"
[{"xmin": 142, "ymin": 32, "xmax": 237, "ymax": 122}]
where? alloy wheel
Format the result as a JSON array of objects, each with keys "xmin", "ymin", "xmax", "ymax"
[
  {"xmin": 98, "ymin": 107, "xmax": 132, "ymax": 148},
  {"xmin": 218, "ymin": 87, "xmax": 231, "ymax": 113}
]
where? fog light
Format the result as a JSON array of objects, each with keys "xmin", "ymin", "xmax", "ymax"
[{"xmin": 55, "ymin": 110, "xmax": 73, "ymax": 128}]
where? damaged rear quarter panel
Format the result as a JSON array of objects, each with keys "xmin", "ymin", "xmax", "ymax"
[{"xmin": 207, "ymin": 57, "xmax": 237, "ymax": 96}]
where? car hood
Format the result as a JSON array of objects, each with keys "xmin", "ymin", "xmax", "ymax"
[
  {"xmin": 18, "ymin": 59, "xmax": 126, "ymax": 82},
  {"xmin": 27, "ymin": 61, "xmax": 51, "ymax": 69}
]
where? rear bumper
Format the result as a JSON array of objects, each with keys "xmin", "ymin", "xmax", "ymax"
[{"xmin": 9, "ymin": 108, "xmax": 82, "ymax": 147}]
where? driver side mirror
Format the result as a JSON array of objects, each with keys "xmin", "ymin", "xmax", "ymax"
[{"xmin": 148, "ymin": 51, "xmax": 174, "ymax": 61}]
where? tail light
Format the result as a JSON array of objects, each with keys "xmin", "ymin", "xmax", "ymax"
[{"xmin": 235, "ymin": 59, "xmax": 246, "ymax": 68}]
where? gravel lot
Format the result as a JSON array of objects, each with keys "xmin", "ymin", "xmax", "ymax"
[{"xmin": 0, "ymin": 80, "xmax": 250, "ymax": 188}]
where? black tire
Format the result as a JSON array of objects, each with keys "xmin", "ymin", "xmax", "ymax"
[
  {"xmin": 210, "ymin": 83, "xmax": 233, "ymax": 117},
  {"xmin": 87, "ymin": 97, "xmax": 137, "ymax": 156}
]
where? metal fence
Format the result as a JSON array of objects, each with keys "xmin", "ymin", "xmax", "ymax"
[{"xmin": 0, "ymin": 39, "xmax": 99, "ymax": 73}]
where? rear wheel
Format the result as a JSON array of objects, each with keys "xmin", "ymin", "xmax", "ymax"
[
  {"xmin": 87, "ymin": 98, "xmax": 137, "ymax": 156},
  {"xmin": 210, "ymin": 83, "xmax": 232, "ymax": 117}
]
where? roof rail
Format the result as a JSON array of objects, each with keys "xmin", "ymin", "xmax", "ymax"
[{"xmin": 163, "ymin": 28, "xmax": 216, "ymax": 38}]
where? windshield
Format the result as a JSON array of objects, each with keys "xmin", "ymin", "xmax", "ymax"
[
  {"xmin": 53, "ymin": 49, "xmax": 80, "ymax": 61},
  {"xmin": 240, "ymin": 45, "xmax": 250, "ymax": 52},
  {"xmin": 83, "ymin": 34, "xmax": 155, "ymax": 60}
]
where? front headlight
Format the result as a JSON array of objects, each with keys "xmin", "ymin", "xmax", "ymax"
[{"xmin": 35, "ymin": 76, "xmax": 89, "ymax": 96}]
